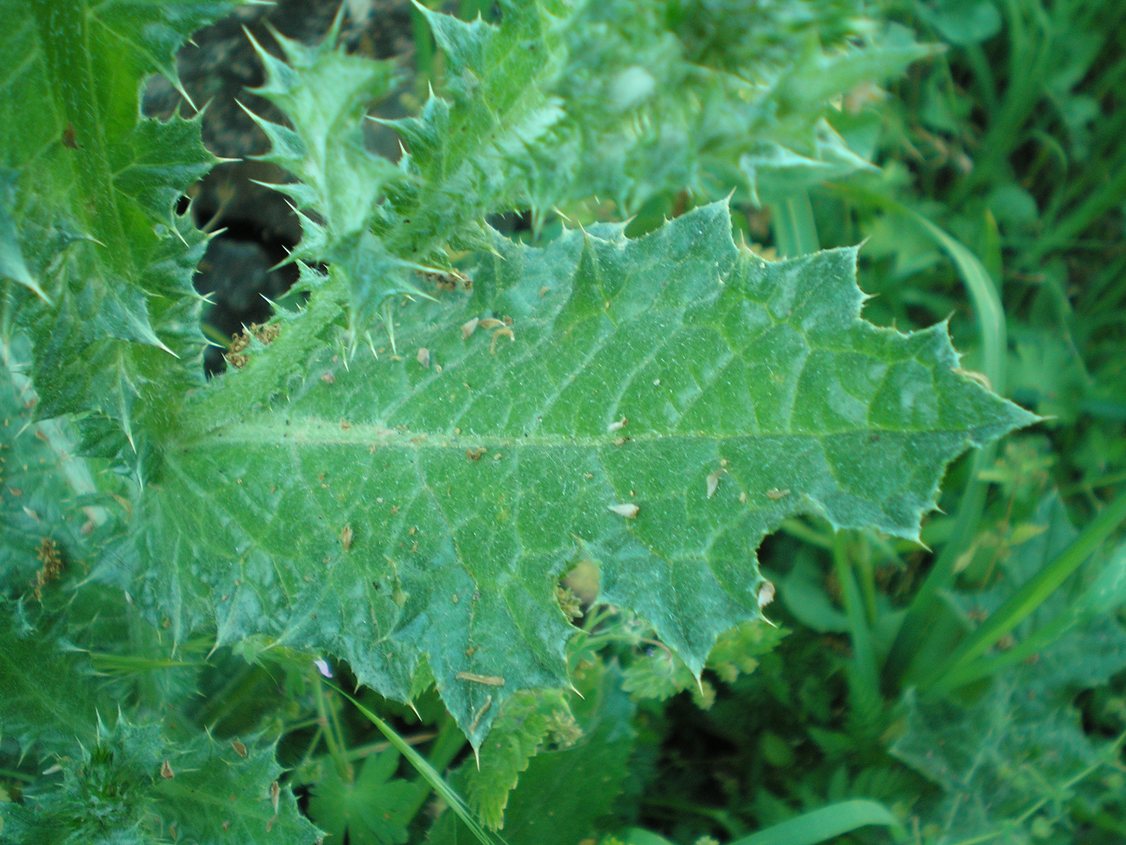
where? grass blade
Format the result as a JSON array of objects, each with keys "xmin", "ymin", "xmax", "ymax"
[
  {"xmin": 327, "ymin": 682, "xmax": 505, "ymax": 845},
  {"xmin": 730, "ymin": 799, "xmax": 902, "ymax": 845},
  {"xmin": 919, "ymin": 490, "xmax": 1126, "ymax": 692}
]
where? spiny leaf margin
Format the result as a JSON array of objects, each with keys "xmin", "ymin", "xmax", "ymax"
[{"xmin": 136, "ymin": 202, "xmax": 1035, "ymax": 746}]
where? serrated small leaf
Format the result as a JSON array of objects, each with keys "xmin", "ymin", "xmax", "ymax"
[
  {"xmin": 430, "ymin": 659, "xmax": 635, "ymax": 842},
  {"xmin": 140, "ymin": 203, "xmax": 1034, "ymax": 746},
  {"xmin": 467, "ymin": 689, "xmax": 577, "ymax": 829},
  {"xmin": 245, "ymin": 20, "xmax": 400, "ymax": 241}
]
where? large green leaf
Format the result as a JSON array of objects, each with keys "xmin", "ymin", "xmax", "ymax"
[{"xmin": 137, "ymin": 203, "xmax": 1034, "ymax": 745}]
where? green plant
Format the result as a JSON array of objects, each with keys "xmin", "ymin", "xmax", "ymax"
[{"xmin": 0, "ymin": 1, "xmax": 1081, "ymax": 843}]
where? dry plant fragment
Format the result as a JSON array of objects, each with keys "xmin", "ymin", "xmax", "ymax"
[
  {"xmin": 706, "ymin": 468, "xmax": 726, "ymax": 499},
  {"xmin": 489, "ymin": 326, "xmax": 515, "ymax": 354},
  {"xmin": 469, "ymin": 695, "xmax": 493, "ymax": 734},
  {"xmin": 757, "ymin": 580, "xmax": 776, "ymax": 610},
  {"xmin": 225, "ymin": 322, "xmax": 280, "ymax": 368},
  {"xmin": 33, "ymin": 537, "xmax": 63, "ymax": 601},
  {"xmin": 456, "ymin": 671, "xmax": 506, "ymax": 686},
  {"xmin": 608, "ymin": 502, "xmax": 640, "ymax": 519}
]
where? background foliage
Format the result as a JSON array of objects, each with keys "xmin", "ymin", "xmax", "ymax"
[{"xmin": 1, "ymin": 0, "xmax": 1123, "ymax": 843}]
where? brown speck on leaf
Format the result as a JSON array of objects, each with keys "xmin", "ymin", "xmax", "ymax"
[
  {"xmin": 341, "ymin": 524, "xmax": 354, "ymax": 551},
  {"xmin": 62, "ymin": 123, "xmax": 78, "ymax": 149},
  {"xmin": 161, "ymin": 760, "xmax": 174, "ymax": 779},
  {"xmin": 766, "ymin": 488, "xmax": 791, "ymax": 500},
  {"xmin": 466, "ymin": 446, "xmax": 487, "ymax": 461},
  {"xmin": 461, "ymin": 317, "xmax": 479, "ymax": 339},
  {"xmin": 321, "ymin": 372, "xmax": 335, "ymax": 384},
  {"xmin": 340, "ymin": 420, "xmax": 351, "ymax": 430},
  {"xmin": 270, "ymin": 780, "xmax": 280, "ymax": 813},
  {"xmin": 417, "ymin": 347, "xmax": 430, "ymax": 368},
  {"xmin": 231, "ymin": 739, "xmax": 248, "ymax": 758},
  {"xmin": 607, "ymin": 417, "xmax": 628, "ymax": 433},
  {"xmin": 612, "ymin": 436, "xmax": 630, "ymax": 447},
  {"xmin": 739, "ymin": 491, "xmax": 748, "ymax": 504}
]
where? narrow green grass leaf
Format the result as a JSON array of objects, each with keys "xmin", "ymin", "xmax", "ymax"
[
  {"xmin": 330, "ymin": 683, "xmax": 503, "ymax": 845},
  {"xmin": 730, "ymin": 799, "xmax": 902, "ymax": 845},
  {"xmin": 921, "ymin": 490, "xmax": 1126, "ymax": 691}
]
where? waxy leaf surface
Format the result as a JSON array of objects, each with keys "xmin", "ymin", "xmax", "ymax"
[{"xmin": 140, "ymin": 203, "xmax": 1034, "ymax": 745}]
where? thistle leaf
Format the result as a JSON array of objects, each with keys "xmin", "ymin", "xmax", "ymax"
[
  {"xmin": 0, "ymin": 0, "xmax": 237, "ymax": 459},
  {"xmin": 138, "ymin": 203, "xmax": 1034, "ymax": 746}
]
